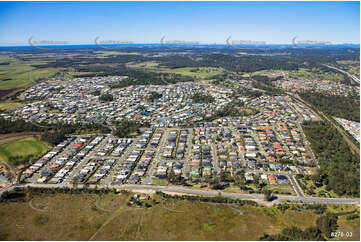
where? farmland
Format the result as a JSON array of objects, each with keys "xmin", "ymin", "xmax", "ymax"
[
  {"xmin": 127, "ymin": 62, "xmax": 224, "ymax": 79},
  {"xmin": 0, "ymin": 191, "xmax": 358, "ymax": 241},
  {"xmin": 166, "ymin": 67, "xmax": 224, "ymax": 79},
  {"xmin": 0, "ymin": 102, "xmax": 22, "ymax": 111},
  {"xmin": 0, "ymin": 58, "xmax": 58, "ymax": 90},
  {"xmin": 95, "ymin": 51, "xmax": 141, "ymax": 57},
  {"xmin": 0, "ymin": 137, "xmax": 49, "ymax": 166}
]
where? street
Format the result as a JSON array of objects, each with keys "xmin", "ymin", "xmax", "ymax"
[{"xmin": 1, "ymin": 183, "xmax": 359, "ymax": 205}]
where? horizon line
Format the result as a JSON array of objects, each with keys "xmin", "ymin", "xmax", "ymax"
[{"xmin": 0, "ymin": 43, "xmax": 360, "ymax": 48}]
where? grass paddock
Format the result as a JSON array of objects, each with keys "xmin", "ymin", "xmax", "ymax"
[
  {"xmin": 0, "ymin": 192, "xmax": 359, "ymax": 241},
  {"xmin": 0, "ymin": 137, "xmax": 49, "ymax": 166}
]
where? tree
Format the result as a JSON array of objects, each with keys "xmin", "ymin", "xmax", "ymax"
[
  {"xmin": 264, "ymin": 189, "xmax": 273, "ymax": 201},
  {"xmin": 316, "ymin": 212, "xmax": 338, "ymax": 238},
  {"xmin": 253, "ymin": 175, "xmax": 260, "ymax": 186},
  {"xmin": 220, "ymin": 170, "xmax": 227, "ymax": 182},
  {"xmin": 147, "ymin": 92, "xmax": 162, "ymax": 102},
  {"xmin": 167, "ymin": 169, "xmax": 185, "ymax": 184},
  {"xmin": 258, "ymin": 181, "xmax": 267, "ymax": 190},
  {"xmin": 114, "ymin": 120, "xmax": 146, "ymax": 138},
  {"xmin": 208, "ymin": 177, "xmax": 226, "ymax": 190},
  {"xmin": 260, "ymin": 226, "xmax": 325, "ymax": 241},
  {"xmin": 303, "ymin": 121, "xmax": 359, "ymax": 196},
  {"xmin": 0, "ymin": 118, "xmax": 43, "ymax": 134},
  {"xmin": 99, "ymin": 93, "xmax": 113, "ymax": 102},
  {"xmin": 91, "ymin": 90, "xmax": 101, "ymax": 96},
  {"xmin": 234, "ymin": 172, "xmax": 246, "ymax": 186},
  {"xmin": 300, "ymin": 92, "xmax": 359, "ymax": 122},
  {"xmin": 191, "ymin": 93, "xmax": 215, "ymax": 103}
]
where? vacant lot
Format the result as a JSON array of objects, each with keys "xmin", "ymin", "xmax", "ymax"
[
  {"xmin": 0, "ymin": 192, "xmax": 358, "ymax": 241},
  {"xmin": 216, "ymin": 183, "xmax": 296, "ymax": 196},
  {"xmin": 0, "ymin": 137, "xmax": 49, "ymax": 165}
]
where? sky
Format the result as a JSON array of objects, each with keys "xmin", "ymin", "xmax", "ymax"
[{"xmin": 0, "ymin": 1, "xmax": 359, "ymax": 46}]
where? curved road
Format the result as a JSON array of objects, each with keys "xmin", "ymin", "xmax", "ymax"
[
  {"xmin": 322, "ymin": 64, "xmax": 360, "ymax": 84},
  {"xmin": 29, "ymin": 118, "xmax": 53, "ymax": 129}
]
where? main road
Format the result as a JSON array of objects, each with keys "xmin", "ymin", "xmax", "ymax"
[
  {"xmin": 322, "ymin": 64, "xmax": 360, "ymax": 84},
  {"xmin": 1, "ymin": 183, "xmax": 359, "ymax": 205}
]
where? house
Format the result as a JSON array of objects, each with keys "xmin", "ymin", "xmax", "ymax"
[
  {"xmin": 260, "ymin": 174, "xmax": 268, "ymax": 180},
  {"xmin": 245, "ymin": 172, "xmax": 254, "ymax": 181},
  {"xmin": 267, "ymin": 174, "xmax": 276, "ymax": 181},
  {"xmin": 140, "ymin": 194, "xmax": 150, "ymax": 200},
  {"xmin": 245, "ymin": 145, "xmax": 256, "ymax": 151},
  {"xmin": 245, "ymin": 153, "xmax": 257, "ymax": 158},
  {"xmin": 276, "ymin": 175, "xmax": 289, "ymax": 185}
]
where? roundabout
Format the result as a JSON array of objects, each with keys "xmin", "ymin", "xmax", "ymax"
[
  {"xmin": 94, "ymin": 195, "xmax": 124, "ymax": 213},
  {"xmin": 29, "ymin": 198, "xmax": 50, "ymax": 212},
  {"xmin": 161, "ymin": 199, "xmax": 185, "ymax": 213}
]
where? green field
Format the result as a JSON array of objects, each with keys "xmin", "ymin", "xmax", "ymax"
[
  {"xmin": 0, "ymin": 137, "xmax": 49, "ymax": 165},
  {"xmin": 168, "ymin": 67, "xmax": 224, "ymax": 79},
  {"xmin": 0, "ymin": 191, "xmax": 359, "ymax": 241},
  {"xmin": 0, "ymin": 58, "xmax": 58, "ymax": 89},
  {"xmin": 0, "ymin": 102, "xmax": 22, "ymax": 111},
  {"xmin": 127, "ymin": 61, "xmax": 165, "ymax": 70},
  {"xmin": 127, "ymin": 62, "xmax": 224, "ymax": 79},
  {"xmin": 223, "ymin": 183, "xmax": 297, "ymax": 196},
  {"xmin": 151, "ymin": 177, "xmax": 169, "ymax": 186},
  {"xmin": 268, "ymin": 184, "xmax": 297, "ymax": 196},
  {"xmin": 95, "ymin": 51, "xmax": 141, "ymax": 57}
]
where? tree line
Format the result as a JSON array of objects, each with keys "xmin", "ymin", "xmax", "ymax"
[
  {"xmin": 0, "ymin": 186, "xmax": 130, "ymax": 203},
  {"xmin": 0, "ymin": 118, "xmax": 43, "ymax": 134},
  {"xmin": 147, "ymin": 92, "xmax": 162, "ymax": 102},
  {"xmin": 191, "ymin": 93, "xmax": 215, "ymax": 103},
  {"xmin": 299, "ymin": 92, "xmax": 360, "ymax": 122},
  {"xmin": 251, "ymin": 75, "xmax": 285, "ymax": 95},
  {"xmin": 260, "ymin": 212, "xmax": 339, "ymax": 240},
  {"xmin": 302, "ymin": 121, "xmax": 359, "ymax": 196},
  {"xmin": 155, "ymin": 191, "xmax": 258, "ymax": 206},
  {"xmin": 99, "ymin": 93, "xmax": 113, "ymax": 102},
  {"xmin": 0, "ymin": 118, "xmax": 110, "ymax": 146},
  {"xmin": 41, "ymin": 123, "xmax": 110, "ymax": 145},
  {"xmin": 114, "ymin": 120, "xmax": 149, "ymax": 138}
]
